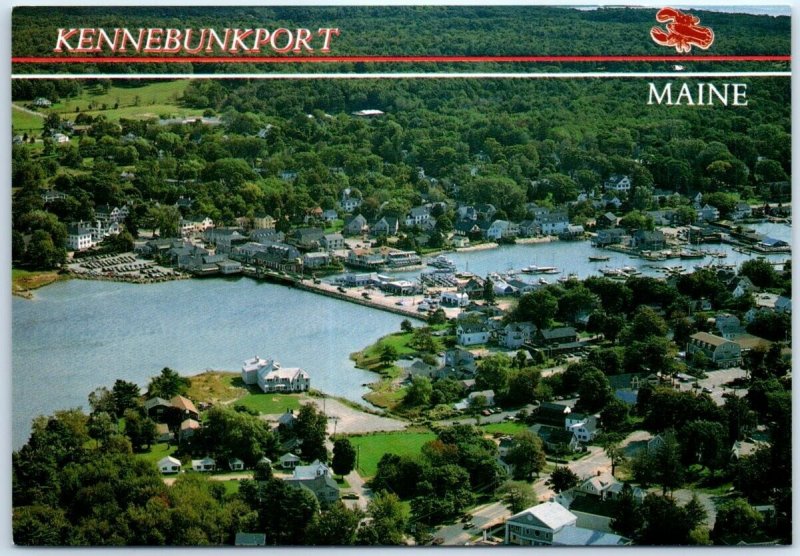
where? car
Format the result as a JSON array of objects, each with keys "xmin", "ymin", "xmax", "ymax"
[
  {"xmin": 462, "ymin": 522, "xmax": 473, "ymax": 530},
  {"xmin": 702, "ymin": 387, "xmax": 713, "ymax": 394},
  {"xmin": 482, "ymin": 409, "xmax": 491, "ymax": 416},
  {"xmin": 342, "ymin": 493, "xmax": 359, "ymax": 500}
]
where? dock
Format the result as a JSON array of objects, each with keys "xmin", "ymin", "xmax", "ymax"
[{"xmin": 242, "ymin": 267, "xmax": 429, "ymax": 321}]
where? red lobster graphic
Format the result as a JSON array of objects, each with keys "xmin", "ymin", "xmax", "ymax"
[{"xmin": 651, "ymin": 7, "xmax": 715, "ymax": 53}]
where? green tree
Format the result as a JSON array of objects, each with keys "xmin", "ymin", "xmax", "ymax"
[
  {"xmin": 146, "ymin": 367, "xmax": 191, "ymax": 399},
  {"xmin": 576, "ymin": 369, "xmax": 612, "ymax": 413},
  {"xmin": 512, "ymin": 289, "xmax": 558, "ymax": 329},
  {"xmin": 506, "ymin": 431, "xmax": 546, "ymax": 480},
  {"xmin": 293, "ymin": 403, "xmax": 328, "ymax": 463},
  {"xmin": 739, "ymin": 259, "xmax": 779, "ymax": 289},
  {"xmin": 483, "ymin": 277, "xmax": 496, "ymax": 305},
  {"xmin": 111, "ymin": 379, "xmax": 141, "ymax": 417},
  {"xmin": 332, "ymin": 438, "xmax": 356, "ymax": 478},
  {"xmin": 610, "ymin": 483, "xmax": 643, "ymax": 538},
  {"xmin": 405, "ymin": 375, "xmax": 433, "ymax": 407},
  {"xmin": 712, "ymin": 498, "xmax": 764, "ymax": 545},
  {"xmin": 498, "ymin": 481, "xmax": 536, "ymax": 513},
  {"xmin": 308, "ymin": 502, "xmax": 363, "ymax": 545},
  {"xmin": 122, "ymin": 409, "xmax": 156, "ymax": 452},
  {"xmin": 379, "ymin": 344, "xmax": 399, "ymax": 366},
  {"xmin": 475, "ymin": 354, "xmax": 511, "ymax": 395},
  {"xmin": 357, "ymin": 491, "xmax": 408, "ymax": 545},
  {"xmin": 546, "ymin": 466, "xmax": 580, "ymax": 493},
  {"xmin": 25, "ymin": 230, "xmax": 65, "ymax": 269},
  {"xmin": 400, "ymin": 319, "xmax": 413, "ymax": 333},
  {"xmin": 196, "ymin": 407, "xmax": 278, "ymax": 467}
]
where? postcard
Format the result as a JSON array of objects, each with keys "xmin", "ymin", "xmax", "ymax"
[{"xmin": 9, "ymin": 3, "xmax": 792, "ymax": 547}]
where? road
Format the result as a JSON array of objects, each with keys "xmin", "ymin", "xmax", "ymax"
[
  {"xmin": 435, "ymin": 501, "xmax": 511, "ymax": 546},
  {"xmin": 12, "ymin": 103, "xmax": 45, "ymax": 119}
]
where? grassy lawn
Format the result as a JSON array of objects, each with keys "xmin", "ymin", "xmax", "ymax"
[
  {"xmin": 12, "ymin": 268, "xmax": 68, "ymax": 297},
  {"xmin": 185, "ymin": 371, "xmax": 247, "ymax": 405},
  {"xmin": 348, "ymin": 431, "xmax": 436, "ymax": 478},
  {"xmin": 334, "ymin": 476, "xmax": 351, "ymax": 488},
  {"xmin": 135, "ymin": 443, "xmax": 177, "ymax": 465},
  {"xmin": 480, "ymin": 422, "xmax": 528, "ymax": 436},
  {"xmin": 221, "ymin": 479, "xmax": 241, "ymax": 496},
  {"xmin": 234, "ymin": 391, "xmax": 304, "ymax": 415}
]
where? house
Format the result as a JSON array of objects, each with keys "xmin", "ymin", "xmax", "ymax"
[
  {"xmin": 537, "ymin": 211, "xmax": 570, "ymax": 236},
  {"xmin": 352, "ymin": 109, "xmax": 384, "ymax": 117},
  {"xmin": 227, "ymin": 458, "xmax": 245, "ymax": 471},
  {"xmin": 715, "ymin": 313, "xmax": 743, "ymax": 338},
  {"xmin": 33, "ymin": 97, "xmax": 52, "ymax": 107},
  {"xmin": 259, "ymin": 365, "xmax": 310, "ymax": 393},
  {"xmin": 279, "ymin": 453, "xmax": 301, "ymax": 469},
  {"xmin": 144, "ymin": 397, "xmax": 173, "ymax": 421},
  {"xmin": 604, "ymin": 175, "xmax": 632, "ymax": 194},
  {"xmin": 171, "ymin": 395, "xmax": 200, "ymax": 420},
  {"xmin": 339, "ymin": 189, "xmax": 362, "ymax": 213},
  {"xmin": 532, "ymin": 424, "xmax": 580, "ymax": 453},
  {"xmin": 560, "ymin": 225, "xmax": 585, "ymax": 240},
  {"xmin": 461, "ymin": 277, "xmax": 485, "ymax": 299},
  {"xmin": 343, "ymin": 214, "xmax": 368, "ymax": 236},
  {"xmin": 443, "ymin": 348, "xmax": 478, "ymax": 376},
  {"xmin": 500, "ymin": 322, "xmax": 538, "ymax": 349},
  {"xmin": 565, "ymin": 413, "xmax": 600, "ymax": 443},
  {"xmin": 286, "ymin": 473, "xmax": 340, "ymax": 504},
  {"xmin": 536, "ymin": 327, "xmax": 578, "ymax": 346},
  {"xmin": 729, "ymin": 276, "xmax": 756, "ymax": 298},
  {"xmin": 235, "ymin": 533, "xmax": 266, "ymax": 546},
  {"xmin": 533, "ymin": 402, "xmax": 573, "ymax": 427},
  {"xmin": 687, "ymin": 332, "xmax": 742, "ymax": 368},
  {"xmin": 277, "ymin": 409, "xmax": 296, "ymax": 429},
  {"xmin": 486, "ymin": 220, "xmax": 518, "ymax": 240},
  {"xmin": 158, "ymin": 456, "xmax": 182, "ymax": 474},
  {"xmin": 321, "ymin": 233, "xmax": 345, "ymax": 251},
  {"xmin": 179, "ymin": 419, "xmax": 201, "ymax": 441},
  {"xmin": 577, "ymin": 474, "xmax": 645, "ymax": 503},
  {"xmin": 371, "ymin": 216, "xmax": 399, "ymax": 237},
  {"xmin": 457, "ymin": 322, "xmax": 490, "ymax": 346},
  {"xmin": 507, "ymin": 279, "xmax": 539, "ymax": 295},
  {"xmin": 592, "ymin": 228, "xmax": 626, "ymax": 247},
  {"xmin": 405, "ymin": 206, "xmax": 432, "ymax": 228},
  {"xmin": 596, "ymin": 212, "xmax": 617, "ymax": 230},
  {"xmin": 631, "ymin": 230, "xmax": 666, "ymax": 250},
  {"xmin": 303, "ymin": 252, "xmax": 331, "ymax": 268},
  {"xmin": 155, "ymin": 423, "xmax": 174, "ymax": 444},
  {"xmin": 697, "ymin": 204, "xmax": 720, "ymax": 222},
  {"xmin": 290, "ymin": 227, "xmax": 325, "ymax": 250},
  {"xmin": 252, "ymin": 214, "xmax": 276, "ymax": 230},
  {"xmin": 52, "ymin": 132, "xmax": 70, "ymax": 143},
  {"xmin": 191, "ymin": 457, "xmax": 217, "ymax": 472},
  {"xmin": 256, "ymin": 124, "xmax": 273, "ymax": 138},
  {"xmin": 242, "ymin": 356, "xmax": 270, "ymax": 385},
  {"xmin": 67, "ymin": 222, "xmax": 95, "ymax": 251},
  {"xmin": 204, "ymin": 228, "xmax": 247, "ymax": 253}
]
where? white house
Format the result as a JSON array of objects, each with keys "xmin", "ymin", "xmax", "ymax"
[
  {"xmin": 697, "ymin": 204, "xmax": 720, "ymax": 222},
  {"xmin": 228, "ymin": 458, "xmax": 245, "ymax": 471},
  {"xmin": 486, "ymin": 220, "xmax": 518, "ymax": 240},
  {"xmin": 191, "ymin": 457, "xmax": 217, "ymax": 472},
  {"xmin": 505, "ymin": 502, "xmax": 629, "ymax": 546},
  {"xmin": 67, "ymin": 222, "xmax": 95, "ymax": 251},
  {"xmin": 604, "ymin": 175, "xmax": 632, "ymax": 194},
  {"xmin": 405, "ymin": 206, "xmax": 432, "ymax": 228},
  {"xmin": 688, "ymin": 332, "xmax": 742, "ymax": 368},
  {"xmin": 259, "ymin": 366, "xmax": 310, "ymax": 393},
  {"xmin": 565, "ymin": 413, "xmax": 600, "ymax": 443},
  {"xmin": 158, "ymin": 456, "xmax": 182, "ymax": 474},
  {"xmin": 457, "ymin": 322, "xmax": 490, "ymax": 346},
  {"xmin": 279, "ymin": 452, "xmax": 301, "ymax": 469}
]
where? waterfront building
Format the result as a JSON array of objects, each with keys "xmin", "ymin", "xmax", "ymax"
[
  {"xmin": 343, "ymin": 214, "xmax": 369, "ymax": 235},
  {"xmin": 67, "ymin": 222, "xmax": 95, "ymax": 251},
  {"xmin": 604, "ymin": 175, "xmax": 632, "ymax": 194},
  {"xmin": 240, "ymin": 355, "xmax": 310, "ymax": 393},
  {"xmin": 457, "ymin": 322, "xmax": 490, "ymax": 346}
]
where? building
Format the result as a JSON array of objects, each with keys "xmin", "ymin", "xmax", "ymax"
[
  {"xmin": 697, "ymin": 204, "xmax": 720, "ymax": 222},
  {"xmin": 320, "ymin": 233, "xmax": 345, "ymax": 251},
  {"xmin": 343, "ymin": 214, "xmax": 368, "ymax": 236},
  {"xmin": 505, "ymin": 502, "xmax": 630, "ymax": 546},
  {"xmin": 593, "ymin": 228, "xmax": 626, "ymax": 247},
  {"xmin": 158, "ymin": 456, "xmax": 182, "ymax": 474},
  {"xmin": 604, "ymin": 175, "xmax": 632, "ymax": 194},
  {"xmin": 457, "ymin": 322, "xmax": 490, "ymax": 346},
  {"xmin": 687, "ymin": 332, "xmax": 742, "ymax": 368},
  {"xmin": 565, "ymin": 413, "xmax": 600, "ymax": 443},
  {"xmin": 67, "ymin": 222, "xmax": 95, "ymax": 251},
  {"xmin": 285, "ymin": 459, "xmax": 340, "ymax": 503},
  {"xmin": 191, "ymin": 457, "xmax": 217, "ymax": 472}
]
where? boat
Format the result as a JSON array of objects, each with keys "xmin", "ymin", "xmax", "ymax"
[
  {"xmin": 588, "ymin": 255, "xmax": 610, "ymax": 262},
  {"xmin": 521, "ymin": 265, "xmax": 560, "ymax": 274},
  {"xmin": 680, "ymin": 250, "xmax": 706, "ymax": 259},
  {"xmin": 538, "ymin": 278, "xmax": 550, "ymax": 285},
  {"xmin": 620, "ymin": 266, "xmax": 641, "ymax": 276},
  {"xmin": 558, "ymin": 273, "xmax": 579, "ymax": 283},
  {"xmin": 600, "ymin": 267, "xmax": 626, "ymax": 277},
  {"xmin": 428, "ymin": 254, "xmax": 457, "ymax": 270}
]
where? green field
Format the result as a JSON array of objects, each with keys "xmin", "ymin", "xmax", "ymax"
[
  {"xmin": 15, "ymin": 80, "xmax": 205, "ymax": 128},
  {"xmin": 348, "ymin": 431, "xmax": 436, "ymax": 478},
  {"xmin": 233, "ymin": 392, "xmax": 303, "ymax": 415},
  {"xmin": 480, "ymin": 422, "xmax": 528, "ymax": 436},
  {"xmin": 11, "ymin": 105, "xmax": 44, "ymax": 133}
]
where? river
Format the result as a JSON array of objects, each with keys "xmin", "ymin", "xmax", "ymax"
[{"xmin": 12, "ymin": 222, "xmax": 791, "ymax": 449}]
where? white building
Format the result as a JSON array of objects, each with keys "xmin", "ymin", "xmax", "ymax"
[
  {"xmin": 67, "ymin": 222, "xmax": 95, "ymax": 251},
  {"xmin": 158, "ymin": 456, "xmax": 182, "ymax": 474},
  {"xmin": 241, "ymin": 356, "xmax": 311, "ymax": 393}
]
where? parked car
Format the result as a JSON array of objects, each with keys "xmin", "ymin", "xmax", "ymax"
[{"xmin": 342, "ymin": 493, "xmax": 359, "ymax": 500}]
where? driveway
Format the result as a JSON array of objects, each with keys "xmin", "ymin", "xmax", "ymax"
[{"xmin": 342, "ymin": 469, "xmax": 371, "ymax": 511}]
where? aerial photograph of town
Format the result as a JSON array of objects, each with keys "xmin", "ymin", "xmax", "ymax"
[{"xmin": 9, "ymin": 4, "xmax": 792, "ymax": 547}]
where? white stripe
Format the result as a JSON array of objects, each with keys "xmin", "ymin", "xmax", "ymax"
[{"xmin": 11, "ymin": 72, "xmax": 792, "ymax": 79}]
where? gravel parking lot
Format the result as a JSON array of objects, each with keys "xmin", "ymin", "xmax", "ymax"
[{"xmin": 675, "ymin": 367, "xmax": 748, "ymax": 405}]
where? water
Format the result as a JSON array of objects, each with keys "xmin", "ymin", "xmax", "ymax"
[
  {"xmin": 12, "ymin": 277, "xmax": 407, "ymax": 449},
  {"xmin": 350, "ymin": 221, "xmax": 791, "ymax": 283},
  {"xmin": 12, "ymin": 221, "xmax": 791, "ymax": 449}
]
